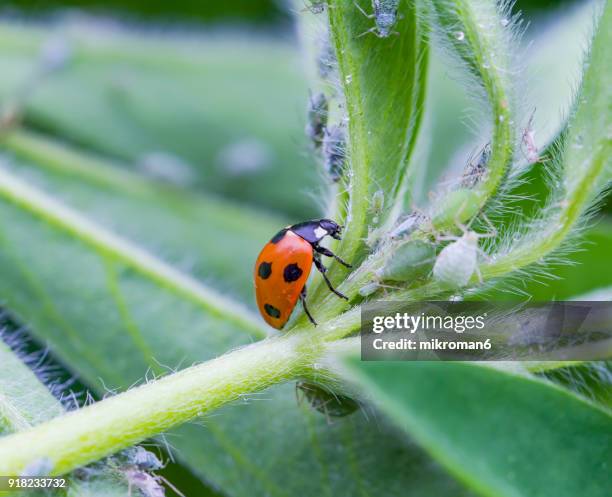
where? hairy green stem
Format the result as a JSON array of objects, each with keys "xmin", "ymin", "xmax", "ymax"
[
  {"xmin": 0, "ymin": 335, "xmax": 308, "ymax": 475},
  {"xmin": 428, "ymin": 0, "xmax": 514, "ymax": 228},
  {"xmin": 325, "ymin": 0, "xmax": 374, "ymax": 266},
  {"xmin": 481, "ymin": 146, "xmax": 610, "ymax": 279}
]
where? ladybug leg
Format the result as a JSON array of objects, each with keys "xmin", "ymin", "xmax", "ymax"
[
  {"xmin": 314, "ymin": 254, "xmax": 349, "ymax": 300},
  {"xmin": 300, "ymin": 286, "xmax": 318, "ymax": 326},
  {"xmin": 314, "ymin": 245, "xmax": 352, "ymax": 268}
]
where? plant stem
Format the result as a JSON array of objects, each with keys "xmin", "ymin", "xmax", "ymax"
[
  {"xmin": 324, "ymin": 0, "xmax": 372, "ymax": 267},
  {"xmin": 428, "ymin": 0, "xmax": 514, "ymax": 229},
  {"xmin": 0, "ymin": 334, "xmax": 312, "ymax": 475}
]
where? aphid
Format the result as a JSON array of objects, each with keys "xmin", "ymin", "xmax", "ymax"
[
  {"xmin": 355, "ymin": 0, "xmax": 401, "ymax": 38},
  {"xmin": 521, "ymin": 112, "xmax": 540, "ymax": 163},
  {"xmin": 370, "ymin": 189, "xmax": 385, "ymax": 223},
  {"xmin": 254, "ymin": 219, "xmax": 352, "ymax": 328},
  {"xmin": 461, "ymin": 143, "xmax": 491, "ymax": 188},
  {"xmin": 125, "ymin": 468, "xmax": 185, "ymax": 497},
  {"xmin": 376, "ymin": 240, "xmax": 436, "ymax": 282},
  {"xmin": 39, "ymin": 37, "xmax": 72, "ymax": 73},
  {"xmin": 389, "ymin": 211, "xmax": 429, "ymax": 240},
  {"xmin": 317, "ymin": 35, "xmax": 337, "ymax": 81},
  {"xmin": 125, "ymin": 469, "xmax": 165, "ymax": 497},
  {"xmin": 431, "ymin": 189, "xmax": 480, "ymax": 228},
  {"xmin": 433, "ymin": 231, "xmax": 479, "ymax": 287},
  {"xmin": 125, "ymin": 446, "xmax": 164, "ymax": 471},
  {"xmin": 303, "ymin": 0, "xmax": 326, "ymax": 14},
  {"xmin": 433, "ymin": 223, "xmax": 495, "ymax": 288},
  {"xmin": 322, "ymin": 125, "xmax": 347, "ymax": 182},
  {"xmin": 305, "ymin": 92, "xmax": 329, "ymax": 150},
  {"xmin": 296, "ymin": 381, "xmax": 359, "ymax": 419},
  {"xmin": 359, "ymin": 240, "xmax": 435, "ymax": 296},
  {"xmin": 359, "ymin": 281, "xmax": 381, "ymax": 297},
  {"xmin": 21, "ymin": 457, "xmax": 54, "ymax": 477}
]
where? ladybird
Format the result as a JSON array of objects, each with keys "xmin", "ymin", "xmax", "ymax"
[{"xmin": 254, "ymin": 219, "xmax": 351, "ymax": 329}]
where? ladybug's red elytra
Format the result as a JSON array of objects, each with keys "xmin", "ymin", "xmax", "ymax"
[{"xmin": 254, "ymin": 219, "xmax": 351, "ymax": 329}]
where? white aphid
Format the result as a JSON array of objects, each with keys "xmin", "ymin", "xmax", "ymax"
[
  {"xmin": 389, "ymin": 211, "xmax": 428, "ymax": 240},
  {"xmin": 356, "ymin": 0, "xmax": 401, "ymax": 38},
  {"xmin": 39, "ymin": 37, "xmax": 72, "ymax": 73},
  {"xmin": 125, "ymin": 468, "xmax": 166, "ymax": 497},
  {"xmin": 216, "ymin": 139, "xmax": 272, "ymax": 177},
  {"xmin": 522, "ymin": 112, "xmax": 539, "ymax": 163},
  {"xmin": 371, "ymin": 190, "xmax": 385, "ymax": 223},
  {"xmin": 304, "ymin": 0, "xmax": 325, "ymax": 14},
  {"xmin": 433, "ymin": 231, "xmax": 480, "ymax": 287},
  {"xmin": 21, "ymin": 457, "xmax": 54, "ymax": 477},
  {"xmin": 125, "ymin": 468, "xmax": 185, "ymax": 497},
  {"xmin": 359, "ymin": 281, "xmax": 381, "ymax": 297},
  {"xmin": 137, "ymin": 152, "xmax": 195, "ymax": 186},
  {"xmin": 125, "ymin": 446, "xmax": 163, "ymax": 471}
]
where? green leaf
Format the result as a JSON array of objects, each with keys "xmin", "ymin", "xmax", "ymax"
[
  {"xmin": 344, "ymin": 359, "xmax": 612, "ymax": 497},
  {"xmin": 485, "ymin": 221, "xmax": 612, "ymax": 300},
  {"xmin": 0, "ymin": 339, "xmax": 64, "ymax": 434},
  {"xmin": 0, "ymin": 21, "xmax": 317, "ymax": 217},
  {"xmin": 541, "ymin": 360, "xmax": 612, "ymax": 412},
  {"xmin": 0, "ymin": 159, "xmax": 267, "ymax": 370},
  {"xmin": 0, "ymin": 334, "xmax": 129, "ymax": 496},
  {"xmin": 169, "ymin": 382, "xmax": 472, "ymax": 497},
  {"xmin": 1, "ymin": 129, "xmax": 287, "ymax": 304}
]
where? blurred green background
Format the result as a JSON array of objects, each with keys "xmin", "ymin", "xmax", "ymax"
[{"xmin": 0, "ymin": 0, "xmax": 580, "ymax": 23}]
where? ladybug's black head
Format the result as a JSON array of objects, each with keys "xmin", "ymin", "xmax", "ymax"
[
  {"xmin": 318, "ymin": 219, "xmax": 343, "ymax": 240},
  {"xmin": 289, "ymin": 218, "xmax": 343, "ymax": 244}
]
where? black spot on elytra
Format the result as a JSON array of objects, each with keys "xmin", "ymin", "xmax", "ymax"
[
  {"xmin": 270, "ymin": 229, "xmax": 287, "ymax": 244},
  {"xmin": 264, "ymin": 304, "xmax": 281, "ymax": 319},
  {"xmin": 258, "ymin": 261, "xmax": 272, "ymax": 279},
  {"xmin": 283, "ymin": 263, "xmax": 303, "ymax": 283}
]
